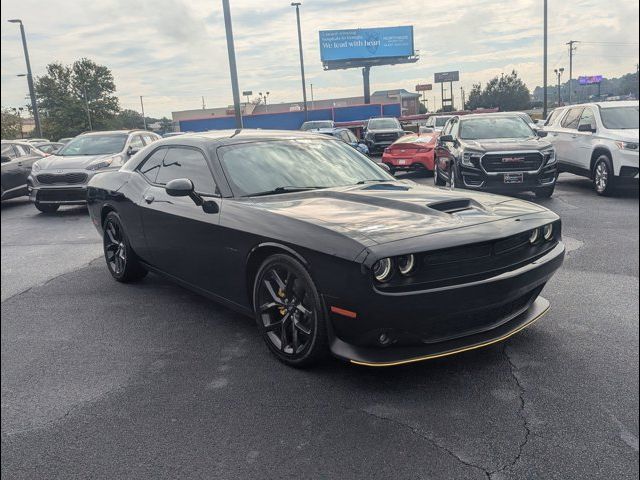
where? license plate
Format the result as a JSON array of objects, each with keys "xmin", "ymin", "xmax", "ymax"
[
  {"xmin": 398, "ymin": 159, "xmax": 407, "ymax": 165},
  {"xmin": 504, "ymin": 172, "xmax": 523, "ymax": 184}
]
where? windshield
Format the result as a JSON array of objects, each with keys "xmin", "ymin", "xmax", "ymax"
[
  {"xmin": 368, "ymin": 118, "xmax": 400, "ymax": 129},
  {"xmin": 219, "ymin": 139, "xmax": 393, "ymax": 196},
  {"xmin": 459, "ymin": 117, "xmax": 535, "ymax": 140},
  {"xmin": 435, "ymin": 117, "xmax": 452, "ymax": 127},
  {"xmin": 300, "ymin": 121, "xmax": 333, "ymax": 131},
  {"xmin": 57, "ymin": 134, "xmax": 128, "ymax": 156},
  {"xmin": 600, "ymin": 106, "xmax": 639, "ymax": 129}
]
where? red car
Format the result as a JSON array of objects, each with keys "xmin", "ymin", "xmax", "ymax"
[{"xmin": 381, "ymin": 133, "xmax": 437, "ymax": 175}]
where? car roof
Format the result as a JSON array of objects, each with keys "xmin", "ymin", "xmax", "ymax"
[
  {"xmin": 78, "ymin": 129, "xmax": 149, "ymax": 137},
  {"xmin": 1, "ymin": 140, "xmax": 38, "ymax": 147},
  {"xmin": 155, "ymin": 129, "xmax": 337, "ymax": 146},
  {"xmin": 455, "ymin": 112, "xmax": 529, "ymax": 120}
]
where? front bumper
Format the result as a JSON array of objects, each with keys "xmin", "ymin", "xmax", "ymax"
[
  {"xmin": 28, "ymin": 171, "xmax": 93, "ymax": 205},
  {"xmin": 612, "ymin": 148, "xmax": 639, "ymax": 180},
  {"xmin": 326, "ymin": 241, "xmax": 565, "ymax": 366},
  {"xmin": 456, "ymin": 158, "xmax": 558, "ymax": 192}
]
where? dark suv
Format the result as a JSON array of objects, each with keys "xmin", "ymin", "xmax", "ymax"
[
  {"xmin": 433, "ymin": 113, "xmax": 558, "ymax": 198},
  {"xmin": 363, "ymin": 117, "xmax": 405, "ymax": 154}
]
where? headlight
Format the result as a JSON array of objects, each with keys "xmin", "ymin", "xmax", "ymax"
[
  {"xmin": 32, "ymin": 162, "xmax": 41, "ymax": 173},
  {"xmin": 461, "ymin": 150, "xmax": 482, "ymax": 167},
  {"xmin": 543, "ymin": 224, "xmax": 554, "ymax": 241},
  {"xmin": 529, "ymin": 228, "xmax": 540, "ymax": 244},
  {"xmin": 542, "ymin": 147, "xmax": 556, "ymax": 165},
  {"xmin": 615, "ymin": 141, "xmax": 639, "ymax": 151},
  {"xmin": 372, "ymin": 258, "xmax": 393, "ymax": 282},
  {"xmin": 397, "ymin": 254, "xmax": 416, "ymax": 276},
  {"xmin": 86, "ymin": 155, "xmax": 120, "ymax": 171}
]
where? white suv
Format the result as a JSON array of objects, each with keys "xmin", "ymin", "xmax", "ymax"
[{"xmin": 543, "ymin": 100, "xmax": 638, "ymax": 195}]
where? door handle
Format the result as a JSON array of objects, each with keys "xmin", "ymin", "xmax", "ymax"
[
  {"xmin": 143, "ymin": 194, "xmax": 155, "ymax": 204},
  {"xmin": 17, "ymin": 162, "xmax": 23, "ymax": 166}
]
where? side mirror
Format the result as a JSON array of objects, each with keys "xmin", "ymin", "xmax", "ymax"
[
  {"xmin": 165, "ymin": 178, "xmax": 219, "ymax": 213},
  {"xmin": 536, "ymin": 130, "xmax": 548, "ymax": 137},
  {"xmin": 1, "ymin": 155, "xmax": 12, "ymax": 163},
  {"xmin": 439, "ymin": 134, "xmax": 454, "ymax": 143},
  {"xmin": 577, "ymin": 124, "xmax": 596, "ymax": 133},
  {"xmin": 127, "ymin": 146, "xmax": 140, "ymax": 156}
]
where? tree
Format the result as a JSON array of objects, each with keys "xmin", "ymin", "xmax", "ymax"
[
  {"xmin": 115, "ymin": 109, "xmax": 145, "ymax": 129},
  {"xmin": 35, "ymin": 58, "xmax": 119, "ymax": 139},
  {"xmin": 464, "ymin": 71, "xmax": 531, "ymax": 111},
  {"xmin": 1, "ymin": 109, "xmax": 23, "ymax": 139}
]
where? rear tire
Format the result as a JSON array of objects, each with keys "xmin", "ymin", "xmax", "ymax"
[
  {"xmin": 253, "ymin": 254, "xmax": 329, "ymax": 368},
  {"xmin": 103, "ymin": 211, "xmax": 147, "ymax": 283},
  {"xmin": 34, "ymin": 202, "xmax": 60, "ymax": 213},
  {"xmin": 592, "ymin": 155, "xmax": 615, "ymax": 196}
]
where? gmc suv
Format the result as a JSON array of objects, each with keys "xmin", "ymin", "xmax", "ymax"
[
  {"xmin": 543, "ymin": 101, "xmax": 638, "ymax": 195},
  {"xmin": 363, "ymin": 117, "xmax": 405, "ymax": 154}
]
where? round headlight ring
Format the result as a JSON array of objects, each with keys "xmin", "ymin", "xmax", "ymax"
[
  {"xmin": 529, "ymin": 228, "xmax": 540, "ymax": 244},
  {"xmin": 543, "ymin": 224, "xmax": 554, "ymax": 241},
  {"xmin": 397, "ymin": 254, "xmax": 416, "ymax": 276},
  {"xmin": 373, "ymin": 258, "xmax": 393, "ymax": 283}
]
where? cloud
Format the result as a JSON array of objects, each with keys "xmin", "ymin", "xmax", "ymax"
[{"xmin": 1, "ymin": 0, "xmax": 638, "ymax": 117}]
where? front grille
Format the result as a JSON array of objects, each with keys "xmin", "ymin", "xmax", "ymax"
[
  {"xmin": 37, "ymin": 189, "xmax": 87, "ymax": 202},
  {"xmin": 37, "ymin": 173, "xmax": 88, "ymax": 185},
  {"xmin": 481, "ymin": 152, "xmax": 543, "ymax": 172},
  {"xmin": 374, "ymin": 133, "xmax": 399, "ymax": 142}
]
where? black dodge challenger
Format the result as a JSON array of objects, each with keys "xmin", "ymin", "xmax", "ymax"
[{"xmin": 87, "ymin": 130, "xmax": 565, "ymax": 367}]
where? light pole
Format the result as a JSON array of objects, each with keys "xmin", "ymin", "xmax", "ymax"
[
  {"xmin": 8, "ymin": 19, "xmax": 42, "ymax": 138},
  {"xmin": 554, "ymin": 67, "xmax": 564, "ymax": 106},
  {"xmin": 83, "ymin": 86, "xmax": 93, "ymax": 131},
  {"xmin": 291, "ymin": 3, "xmax": 308, "ymax": 121},
  {"xmin": 222, "ymin": 0, "xmax": 243, "ymax": 128},
  {"xmin": 140, "ymin": 96, "xmax": 147, "ymax": 130},
  {"xmin": 543, "ymin": 0, "xmax": 548, "ymax": 118}
]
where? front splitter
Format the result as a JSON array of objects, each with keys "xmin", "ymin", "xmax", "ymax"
[{"xmin": 329, "ymin": 296, "xmax": 550, "ymax": 367}]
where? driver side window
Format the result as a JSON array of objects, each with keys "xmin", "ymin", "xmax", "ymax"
[
  {"xmin": 155, "ymin": 147, "xmax": 217, "ymax": 195},
  {"xmin": 578, "ymin": 108, "xmax": 595, "ymax": 130}
]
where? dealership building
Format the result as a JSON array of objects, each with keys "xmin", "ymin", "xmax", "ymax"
[{"xmin": 171, "ymin": 89, "xmax": 421, "ymax": 125}]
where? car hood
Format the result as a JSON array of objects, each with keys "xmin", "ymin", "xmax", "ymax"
[
  {"xmin": 248, "ymin": 182, "xmax": 549, "ymax": 246},
  {"xmin": 462, "ymin": 138, "xmax": 551, "ymax": 152},
  {"xmin": 368, "ymin": 128, "xmax": 403, "ymax": 134},
  {"xmin": 603, "ymin": 129, "xmax": 639, "ymax": 142},
  {"xmin": 36, "ymin": 153, "xmax": 119, "ymax": 170}
]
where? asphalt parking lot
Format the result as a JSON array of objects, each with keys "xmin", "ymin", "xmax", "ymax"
[{"xmin": 1, "ymin": 174, "xmax": 638, "ymax": 479}]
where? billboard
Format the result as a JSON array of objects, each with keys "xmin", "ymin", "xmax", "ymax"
[
  {"xmin": 578, "ymin": 75, "xmax": 603, "ymax": 85},
  {"xmin": 319, "ymin": 26, "xmax": 414, "ymax": 62},
  {"xmin": 416, "ymin": 84, "xmax": 433, "ymax": 91},
  {"xmin": 434, "ymin": 71, "xmax": 460, "ymax": 83}
]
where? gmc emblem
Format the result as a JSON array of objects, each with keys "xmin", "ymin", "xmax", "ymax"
[{"xmin": 501, "ymin": 157, "xmax": 525, "ymax": 163}]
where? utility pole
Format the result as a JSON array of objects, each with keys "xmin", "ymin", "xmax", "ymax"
[
  {"xmin": 310, "ymin": 83, "xmax": 314, "ymax": 110},
  {"xmin": 291, "ymin": 3, "xmax": 308, "ymax": 120},
  {"xmin": 460, "ymin": 86, "xmax": 466, "ymax": 110},
  {"xmin": 222, "ymin": 0, "xmax": 243, "ymax": 128},
  {"xmin": 140, "ymin": 96, "xmax": 147, "ymax": 130},
  {"xmin": 543, "ymin": 0, "xmax": 548, "ymax": 118},
  {"xmin": 202, "ymin": 96, "xmax": 206, "ymax": 110},
  {"xmin": 8, "ymin": 19, "xmax": 42, "ymax": 138},
  {"xmin": 566, "ymin": 40, "xmax": 579, "ymax": 104},
  {"xmin": 83, "ymin": 86, "xmax": 93, "ymax": 131}
]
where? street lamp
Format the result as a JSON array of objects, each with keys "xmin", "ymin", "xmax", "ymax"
[
  {"xmin": 8, "ymin": 19, "xmax": 42, "ymax": 138},
  {"xmin": 554, "ymin": 67, "xmax": 565, "ymax": 106},
  {"xmin": 221, "ymin": 0, "xmax": 243, "ymax": 128},
  {"xmin": 291, "ymin": 3, "xmax": 308, "ymax": 121}
]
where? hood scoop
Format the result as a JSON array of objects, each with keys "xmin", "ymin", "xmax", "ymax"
[
  {"xmin": 362, "ymin": 183, "xmax": 410, "ymax": 191},
  {"xmin": 427, "ymin": 198, "xmax": 485, "ymax": 214}
]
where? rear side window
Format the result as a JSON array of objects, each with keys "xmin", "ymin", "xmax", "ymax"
[
  {"xmin": 561, "ymin": 107, "xmax": 584, "ymax": 129},
  {"xmin": 1, "ymin": 144, "xmax": 17, "ymax": 159},
  {"xmin": 143, "ymin": 134, "xmax": 158, "ymax": 145},
  {"xmin": 578, "ymin": 108, "xmax": 596, "ymax": 130},
  {"xmin": 138, "ymin": 148, "xmax": 167, "ymax": 183},
  {"xmin": 156, "ymin": 147, "xmax": 216, "ymax": 195}
]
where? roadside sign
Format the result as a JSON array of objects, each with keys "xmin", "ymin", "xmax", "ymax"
[
  {"xmin": 578, "ymin": 76, "xmax": 603, "ymax": 85},
  {"xmin": 434, "ymin": 71, "xmax": 460, "ymax": 83},
  {"xmin": 242, "ymin": 90, "xmax": 253, "ymax": 96},
  {"xmin": 416, "ymin": 84, "xmax": 433, "ymax": 91}
]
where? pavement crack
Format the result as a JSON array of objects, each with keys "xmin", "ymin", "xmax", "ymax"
[
  {"xmin": 488, "ymin": 345, "xmax": 533, "ymax": 478},
  {"xmin": 358, "ymin": 408, "xmax": 492, "ymax": 479}
]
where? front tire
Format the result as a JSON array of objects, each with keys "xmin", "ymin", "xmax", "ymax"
[
  {"xmin": 593, "ymin": 155, "xmax": 615, "ymax": 196},
  {"xmin": 535, "ymin": 184, "xmax": 556, "ymax": 198},
  {"xmin": 253, "ymin": 254, "xmax": 329, "ymax": 367},
  {"xmin": 434, "ymin": 162, "xmax": 446, "ymax": 186},
  {"xmin": 103, "ymin": 211, "xmax": 147, "ymax": 283},
  {"xmin": 34, "ymin": 202, "xmax": 59, "ymax": 213}
]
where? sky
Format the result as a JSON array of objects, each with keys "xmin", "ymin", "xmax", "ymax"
[{"xmin": 1, "ymin": 0, "xmax": 639, "ymax": 118}]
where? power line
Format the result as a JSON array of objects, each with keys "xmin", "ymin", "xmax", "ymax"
[{"xmin": 578, "ymin": 41, "xmax": 639, "ymax": 46}]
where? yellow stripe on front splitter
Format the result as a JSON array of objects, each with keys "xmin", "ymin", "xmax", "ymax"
[{"xmin": 350, "ymin": 305, "xmax": 550, "ymax": 367}]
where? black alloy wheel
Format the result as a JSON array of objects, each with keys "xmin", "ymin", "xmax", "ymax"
[
  {"xmin": 253, "ymin": 254, "xmax": 328, "ymax": 367},
  {"xmin": 103, "ymin": 211, "xmax": 147, "ymax": 282}
]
